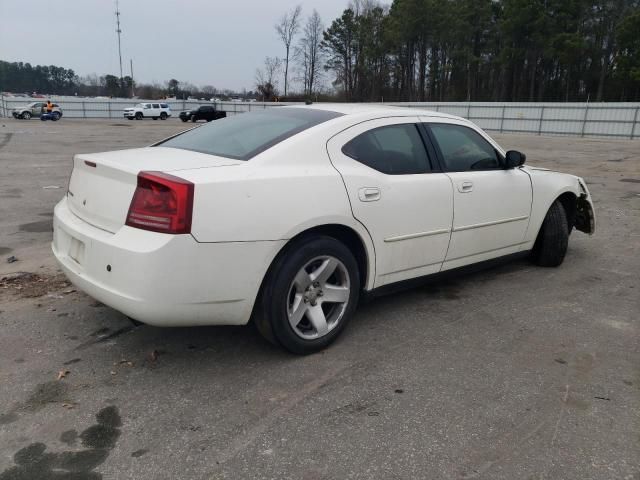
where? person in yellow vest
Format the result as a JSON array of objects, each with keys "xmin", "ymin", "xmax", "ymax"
[{"xmin": 45, "ymin": 100, "xmax": 54, "ymax": 113}]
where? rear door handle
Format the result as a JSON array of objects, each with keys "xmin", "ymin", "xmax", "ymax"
[
  {"xmin": 457, "ymin": 181, "xmax": 473, "ymax": 193},
  {"xmin": 358, "ymin": 187, "xmax": 381, "ymax": 202}
]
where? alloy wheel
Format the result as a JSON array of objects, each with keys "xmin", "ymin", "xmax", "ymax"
[{"xmin": 286, "ymin": 256, "xmax": 350, "ymax": 340}]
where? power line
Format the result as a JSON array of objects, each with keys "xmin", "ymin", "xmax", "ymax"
[{"xmin": 115, "ymin": 0, "xmax": 123, "ymax": 80}]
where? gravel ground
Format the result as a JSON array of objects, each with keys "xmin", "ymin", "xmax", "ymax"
[{"xmin": 0, "ymin": 118, "xmax": 638, "ymax": 480}]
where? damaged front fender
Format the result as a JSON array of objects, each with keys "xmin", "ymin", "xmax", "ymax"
[{"xmin": 575, "ymin": 193, "xmax": 595, "ymax": 235}]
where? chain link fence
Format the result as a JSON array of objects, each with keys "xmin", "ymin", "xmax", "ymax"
[{"xmin": 1, "ymin": 95, "xmax": 639, "ymax": 139}]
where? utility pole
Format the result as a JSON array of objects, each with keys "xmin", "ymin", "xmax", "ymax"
[
  {"xmin": 115, "ymin": 0, "xmax": 123, "ymax": 81},
  {"xmin": 130, "ymin": 59, "xmax": 134, "ymax": 97}
]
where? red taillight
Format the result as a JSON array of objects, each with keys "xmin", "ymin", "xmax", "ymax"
[{"xmin": 125, "ymin": 171, "xmax": 194, "ymax": 234}]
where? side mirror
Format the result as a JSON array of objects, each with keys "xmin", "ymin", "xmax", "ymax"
[{"xmin": 505, "ymin": 150, "xmax": 526, "ymax": 168}]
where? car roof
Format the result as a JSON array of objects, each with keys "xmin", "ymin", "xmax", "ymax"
[{"xmin": 287, "ymin": 103, "xmax": 463, "ymax": 121}]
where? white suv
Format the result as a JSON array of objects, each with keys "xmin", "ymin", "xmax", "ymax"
[{"xmin": 123, "ymin": 102, "xmax": 171, "ymax": 120}]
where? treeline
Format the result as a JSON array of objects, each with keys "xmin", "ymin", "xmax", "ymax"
[
  {"xmin": 321, "ymin": 0, "xmax": 640, "ymax": 102},
  {"xmin": 0, "ymin": 61, "xmax": 230, "ymax": 100},
  {"xmin": 0, "ymin": 61, "xmax": 77, "ymax": 95},
  {"xmin": 4, "ymin": 0, "xmax": 640, "ymax": 103}
]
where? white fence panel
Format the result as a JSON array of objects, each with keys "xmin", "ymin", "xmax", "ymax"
[{"xmin": 1, "ymin": 96, "xmax": 638, "ymax": 139}]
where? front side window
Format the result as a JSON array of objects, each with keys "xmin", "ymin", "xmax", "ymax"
[
  {"xmin": 342, "ymin": 124, "xmax": 431, "ymax": 175},
  {"xmin": 428, "ymin": 124, "xmax": 501, "ymax": 172},
  {"xmin": 158, "ymin": 108, "xmax": 342, "ymax": 160}
]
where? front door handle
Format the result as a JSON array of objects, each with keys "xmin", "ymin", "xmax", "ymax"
[
  {"xmin": 457, "ymin": 181, "xmax": 473, "ymax": 193},
  {"xmin": 358, "ymin": 187, "xmax": 381, "ymax": 202}
]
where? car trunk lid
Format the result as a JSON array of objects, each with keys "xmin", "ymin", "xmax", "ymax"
[{"xmin": 67, "ymin": 147, "xmax": 241, "ymax": 233}]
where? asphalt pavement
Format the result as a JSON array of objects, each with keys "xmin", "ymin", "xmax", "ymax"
[{"xmin": 0, "ymin": 118, "xmax": 638, "ymax": 479}]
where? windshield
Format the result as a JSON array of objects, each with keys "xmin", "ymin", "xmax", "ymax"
[{"xmin": 158, "ymin": 108, "xmax": 342, "ymax": 160}]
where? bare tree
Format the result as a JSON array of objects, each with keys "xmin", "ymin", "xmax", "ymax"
[
  {"xmin": 255, "ymin": 56, "xmax": 282, "ymax": 101},
  {"xmin": 275, "ymin": 5, "xmax": 302, "ymax": 97},
  {"xmin": 201, "ymin": 85, "xmax": 217, "ymax": 95},
  {"xmin": 349, "ymin": 0, "xmax": 380, "ymax": 16},
  {"xmin": 296, "ymin": 10, "xmax": 324, "ymax": 97}
]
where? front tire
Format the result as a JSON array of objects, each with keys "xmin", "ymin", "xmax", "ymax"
[
  {"xmin": 21, "ymin": 112, "xmax": 31, "ymax": 120},
  {"xmin": 256, "ymin": 236, "xmax": 360, "ymax": 354},
  {"xmin": 135, "ymin": 112, "xmax": 143, "ymax": 120},
  {"xmin": 532, "ymin": 200, "xmax": 569, "ymax": 267}
]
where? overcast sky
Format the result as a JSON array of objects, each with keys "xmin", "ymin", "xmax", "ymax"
[{"xmin": 0, "ymin": 0, "xmax": 351, "ymax": 91}]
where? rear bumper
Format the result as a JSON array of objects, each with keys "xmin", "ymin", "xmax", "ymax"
[{"xmin": 52, "ymin": 197, "xmax": 283, "ymax": 327}]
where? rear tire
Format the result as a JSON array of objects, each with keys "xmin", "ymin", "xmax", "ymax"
[
  {"xmin": 51, "ymin": 112, "xmax": 60, "ymax": 121},
  {"xmin": 160, "ymin": 112, "xmax": 168, "ymax": 120},
  {"xmin": 532, "ymin": 200, "xmax": 569, "ymax": 267},
  {"xmin": 256, "ymin": 236, "xmax": 360, "ymax": 355}
]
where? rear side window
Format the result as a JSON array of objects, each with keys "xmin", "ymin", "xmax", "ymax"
[
  {"xmin": 152, "ymin": 103, "xmax": 160, "ymax": 108},
  {"xmin": 428, "ymin": 124, "xmax": 500, "ymax": 171},
  {"xmin": 158, "ymin": 108, "xmax": 342, "ymax": 160},
  {"xmin": 342, "ymin": 124, "xmax": 431, "ymax": 175}
]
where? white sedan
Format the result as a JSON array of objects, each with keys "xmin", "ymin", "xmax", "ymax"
[{"xmin": 52, "ymin": 105, "xmax": 595, "ymax": 354}]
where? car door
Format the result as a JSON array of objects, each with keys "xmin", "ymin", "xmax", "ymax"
[
  {"xmin": 327, "ymin": 117, "xmax": 454, "ymax": 287},
  {"xmin": 423, "ymin": 120, "xmax": 532, "ymax": 270},
  {"xmin": 32, "ymin": 103, "xmax": 43, "ymax": 115},
  {"xmin": 201, "ymin": 105, "xmax": 213, "ymax": 120},
  {"xmin": 151, "ymin": 103, "xmax": 161, "ymax": 117}
]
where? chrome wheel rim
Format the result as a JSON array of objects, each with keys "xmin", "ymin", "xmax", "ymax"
[{"xmin": 286, "ymin": 256, "xmax": 350, "ymax": 340}]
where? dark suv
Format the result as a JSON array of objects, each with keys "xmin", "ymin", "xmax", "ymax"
[{"xmin": 179, "ymin": 105, "xmax": 226, "ymax": 122}]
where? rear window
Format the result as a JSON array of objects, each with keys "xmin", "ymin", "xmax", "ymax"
[{"xmin": 157, "ymin": 108, "xmax": 342, "ymax": 160}]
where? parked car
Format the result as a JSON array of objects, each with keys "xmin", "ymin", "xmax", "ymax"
[
  {"xmin": 179, "ymin": 105, "xmax": 226, "ymax": 122},
  {"xmin": 123, "ymin": 102, "xmax": 171, "ymax": 120},
  {"xmin": 52, "ymin": 105, "xmax": 595, "ymax": 354},
  {"xmin": 12, "ymin": 102, "xmax": 63, "ymax": 120}
]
